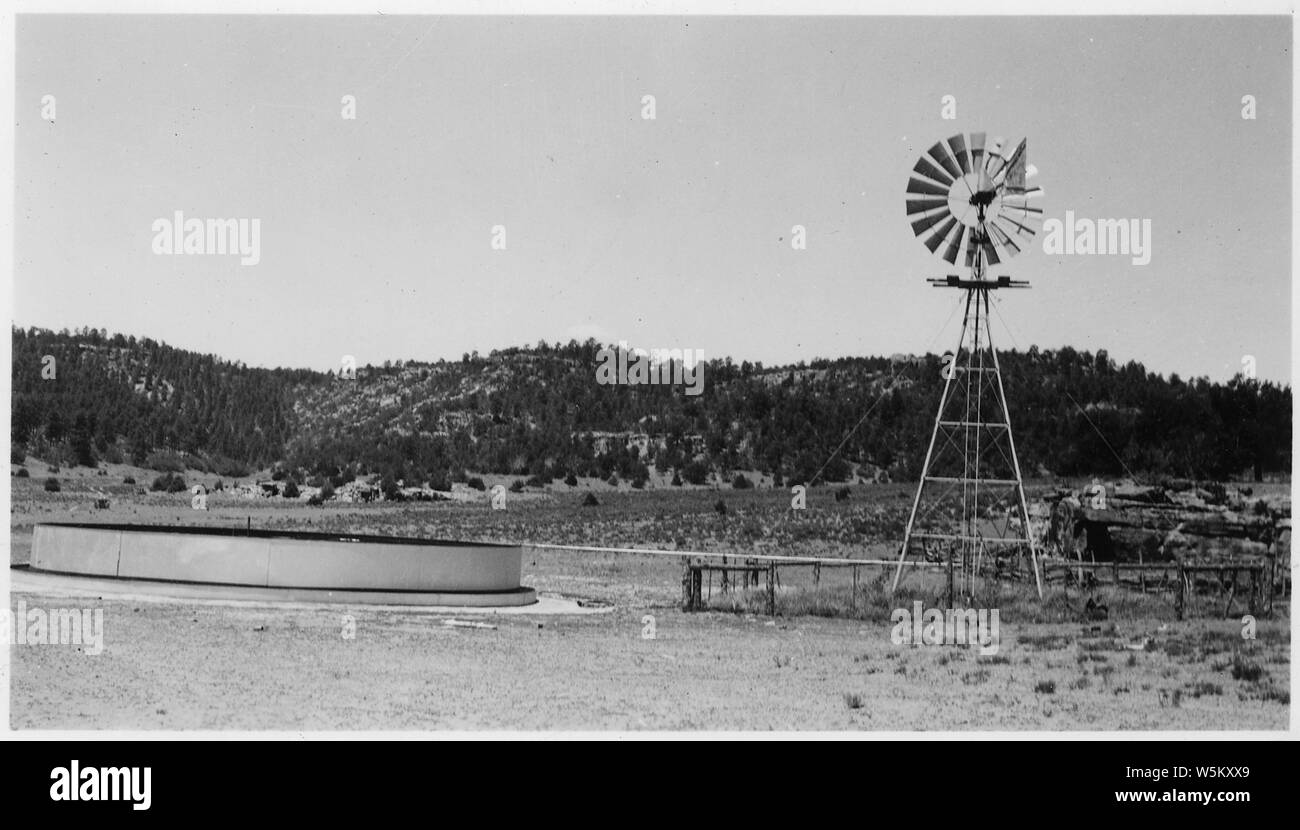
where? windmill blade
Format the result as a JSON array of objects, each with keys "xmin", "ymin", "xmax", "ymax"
[
  {"xmin": 964, "ymin": 227, "xmax": 990, "ymax": 269},
  {"xmin": 984, "ymin": 136, "xmax": 1006, "ymax": 182},
  {"xmin": 906, "ymin": 197, "xmax": 948, "ymax": 215},
  {"xmin": 913, "ymin": 157, "xmax": 953, "ymax": 186},
  {"xmin": 946, "ymin": 134, "xmax": 971, "ymax": 175},
  {"xmin": 985, "ymin": 155, "xmax": 1006, "ymax": 181},
  {"xmin": 1001, "ymin": 201, "xmax": 1044, "ymax": 217},
  {"xmin": 942, "ymin": 224, "xmax": 967, "ymax": 264},
  {"xmin": 923, "ymin": 216, "xmax": 959, "ymax": 254},
  {"xmin": 907, "ymin": 177, "xmax": 949, "ymax": 198},
  {"xmin": 1001, "ymin": 192, "xmax": 1044, "ymax": 210},
  {"xmin": 988, "ymin": 220, "xmax": 1022, "ymax": 256},
  {"xmin": 911, "ymin": 209, "xmax": 950, "ymax": 237},
  {"xmin": 927, "ymin": 141, "xmax": 963, "ymax": 181},
  {"xmin": 969, "ymin": 132, "xmax": 986, "ymax": 170},
  {"xmin": 995, "ymin": 212, "xmax": 1040, "ymax": 239},
  {"xmin": 987, "ymin": 136, "xmax": 1005, "ymax": 160},
  {"xmin": 981, "ymin": 230, "xmax": 1002, "ymax": 265}
]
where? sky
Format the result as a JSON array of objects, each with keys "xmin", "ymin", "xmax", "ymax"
[{"xmin": 12, "ymin": 14, "xmax": 1293, "ymax": 383}]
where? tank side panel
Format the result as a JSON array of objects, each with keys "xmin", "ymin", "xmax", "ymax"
[
  {"xmin": 116, "ymin": 531, "xmax": 272, "ymax": 585},
  {"xmin": 266, "ymin": 539, "xmax": 522, "ymax": 591},
  {"xmin": 31, "ymin": 525, "xmax": 122, "ymax": 576}
]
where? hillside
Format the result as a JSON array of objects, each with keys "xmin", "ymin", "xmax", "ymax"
[{"xmin": 10, "ymin": 327, "xmax": 1292, "ymax": 489}]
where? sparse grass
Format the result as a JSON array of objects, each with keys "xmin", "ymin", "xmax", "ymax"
[
  {"xmin": 1230, "ymin": 652, "xmax": 1265, "ymax": 683},
  {"xmin": 1019, "ymin": 632, "xmax": 1071, "ymax": 650},
  {"xmin": 1077, "ymin": 638, "xmax": 1114, "ymax": 652},
  {"xmin": 843, "ymin": 692, "xmax": 864, "ymax": 710},
  {"xmin": 978, "ymin": 654, "xmax": 1010, "ymax": 665},
  {"xmin": 1225, "ymin": 649, "xmax": 1289, "ymax": 704},
  {"xmin": 1184, "ymin": 681, "xmax": 1223, "ymax": 698},
  {"xmin": 1151, "ymin": 627, "xmax": 1284, "ymax": 665},
  {"xmin": 1238, "ymin": 683, "xmax": 1289, "ymax": 705},
  {"xmin": 1034, "ymin": 680, "xmax": 1057, "ymax": 694},
  {"xmin": 1199, "ymin": 628, "xmax": 1254, "ymax": 652},
  {"xmin": 962, "ymin": 668, "xmax": 990, "ymax": 686}
]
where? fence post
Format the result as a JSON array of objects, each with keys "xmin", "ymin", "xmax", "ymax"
[
  {"xmin": 1268, "ymin": 552, "xmax": 1277, "ymax": 615},
  {"xmin": 766, "ymin": 563, "xmax": 776, "ymax": 617},
  {"xmin": 1223, "ymin": 567, "xmax": 1238, "ymax": 619},
  {"xmin": 681, "ymin": 556, "xmax": 690, "ymax": 609},
  {"xmin": 1175, "ymin": 562, "xmax": 1185, "ymax": 620},
  {"xmin": 1248, "ymin": 567, "xmax": 1258, "ymax": 616}
]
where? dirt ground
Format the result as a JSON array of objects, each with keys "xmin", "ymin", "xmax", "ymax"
[
  {"xmin": 7, "ymin": 469, "xmax": 1292, "ymax": 731},
  {"xmin": 9, "ymin": 591, "xmax": 1289, "ymax": 731}
]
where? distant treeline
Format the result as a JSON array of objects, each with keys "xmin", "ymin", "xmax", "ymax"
[
  {"xmin": 10, "ymin": 327, "xmax": 1291, "ymax": 486},
  {"xmin": 12, "ymin": 327, "xmax": 316, "ymax": 473}
]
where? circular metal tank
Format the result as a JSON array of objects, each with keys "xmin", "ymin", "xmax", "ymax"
[{"xmin": 26, "ymin": 522, "xmax": 535, "ymax": 606}]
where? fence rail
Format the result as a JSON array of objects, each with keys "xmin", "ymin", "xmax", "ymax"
[
  {"xmin": 1041, "ymin": 559, "xmax": 1272, "ymax": 619},
  {"xmin": 527, "ymin": 542, "xmax": 1278, "ymax": 620}
]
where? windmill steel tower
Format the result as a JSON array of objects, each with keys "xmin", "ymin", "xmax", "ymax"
[{"xmin": 892, "ymin": 133, "xmax": 1045, "ymax": 601}]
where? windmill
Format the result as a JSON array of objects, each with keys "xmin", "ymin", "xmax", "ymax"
[{"xmin": 892, "ymin": 132, "xmax": 1045, "ymax": 603}]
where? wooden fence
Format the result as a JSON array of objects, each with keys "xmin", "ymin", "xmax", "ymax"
[
  {"xmin": 1041, "ymin": 559, "xmax": 1271, "ymax": 619},
  {"xmin": 681, "ymin": 556, "xmax": 893, "ymax": 616}
]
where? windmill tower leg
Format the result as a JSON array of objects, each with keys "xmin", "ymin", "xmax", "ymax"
[
  {"xmin": 892, "ymin": 285, "xmax": 1042, "ymax": 600},
  {"xmin": 893, "ymin": 289, "xmax": 973, "ymax": 596},
  {"xmin": 986, "ymin": 311, "xmax": 1044, "ymax": 598}
]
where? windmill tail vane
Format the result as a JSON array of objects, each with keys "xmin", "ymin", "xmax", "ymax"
[{"xmin": 1003, "ymin": 138, "xmax": 1028, "ymax": 192}]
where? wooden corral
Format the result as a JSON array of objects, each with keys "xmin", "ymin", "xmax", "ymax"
[
  {"xmin": 1040, "ymin": 480, "xmax": 1289, "ymax": 613},
  {"xmin": 1041, "ymin": 559, "xmax": 1270, "ymax": 619},
  {"xmin": 681, "ymin": 556, "xmax": 874, "ymax": 616}
]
